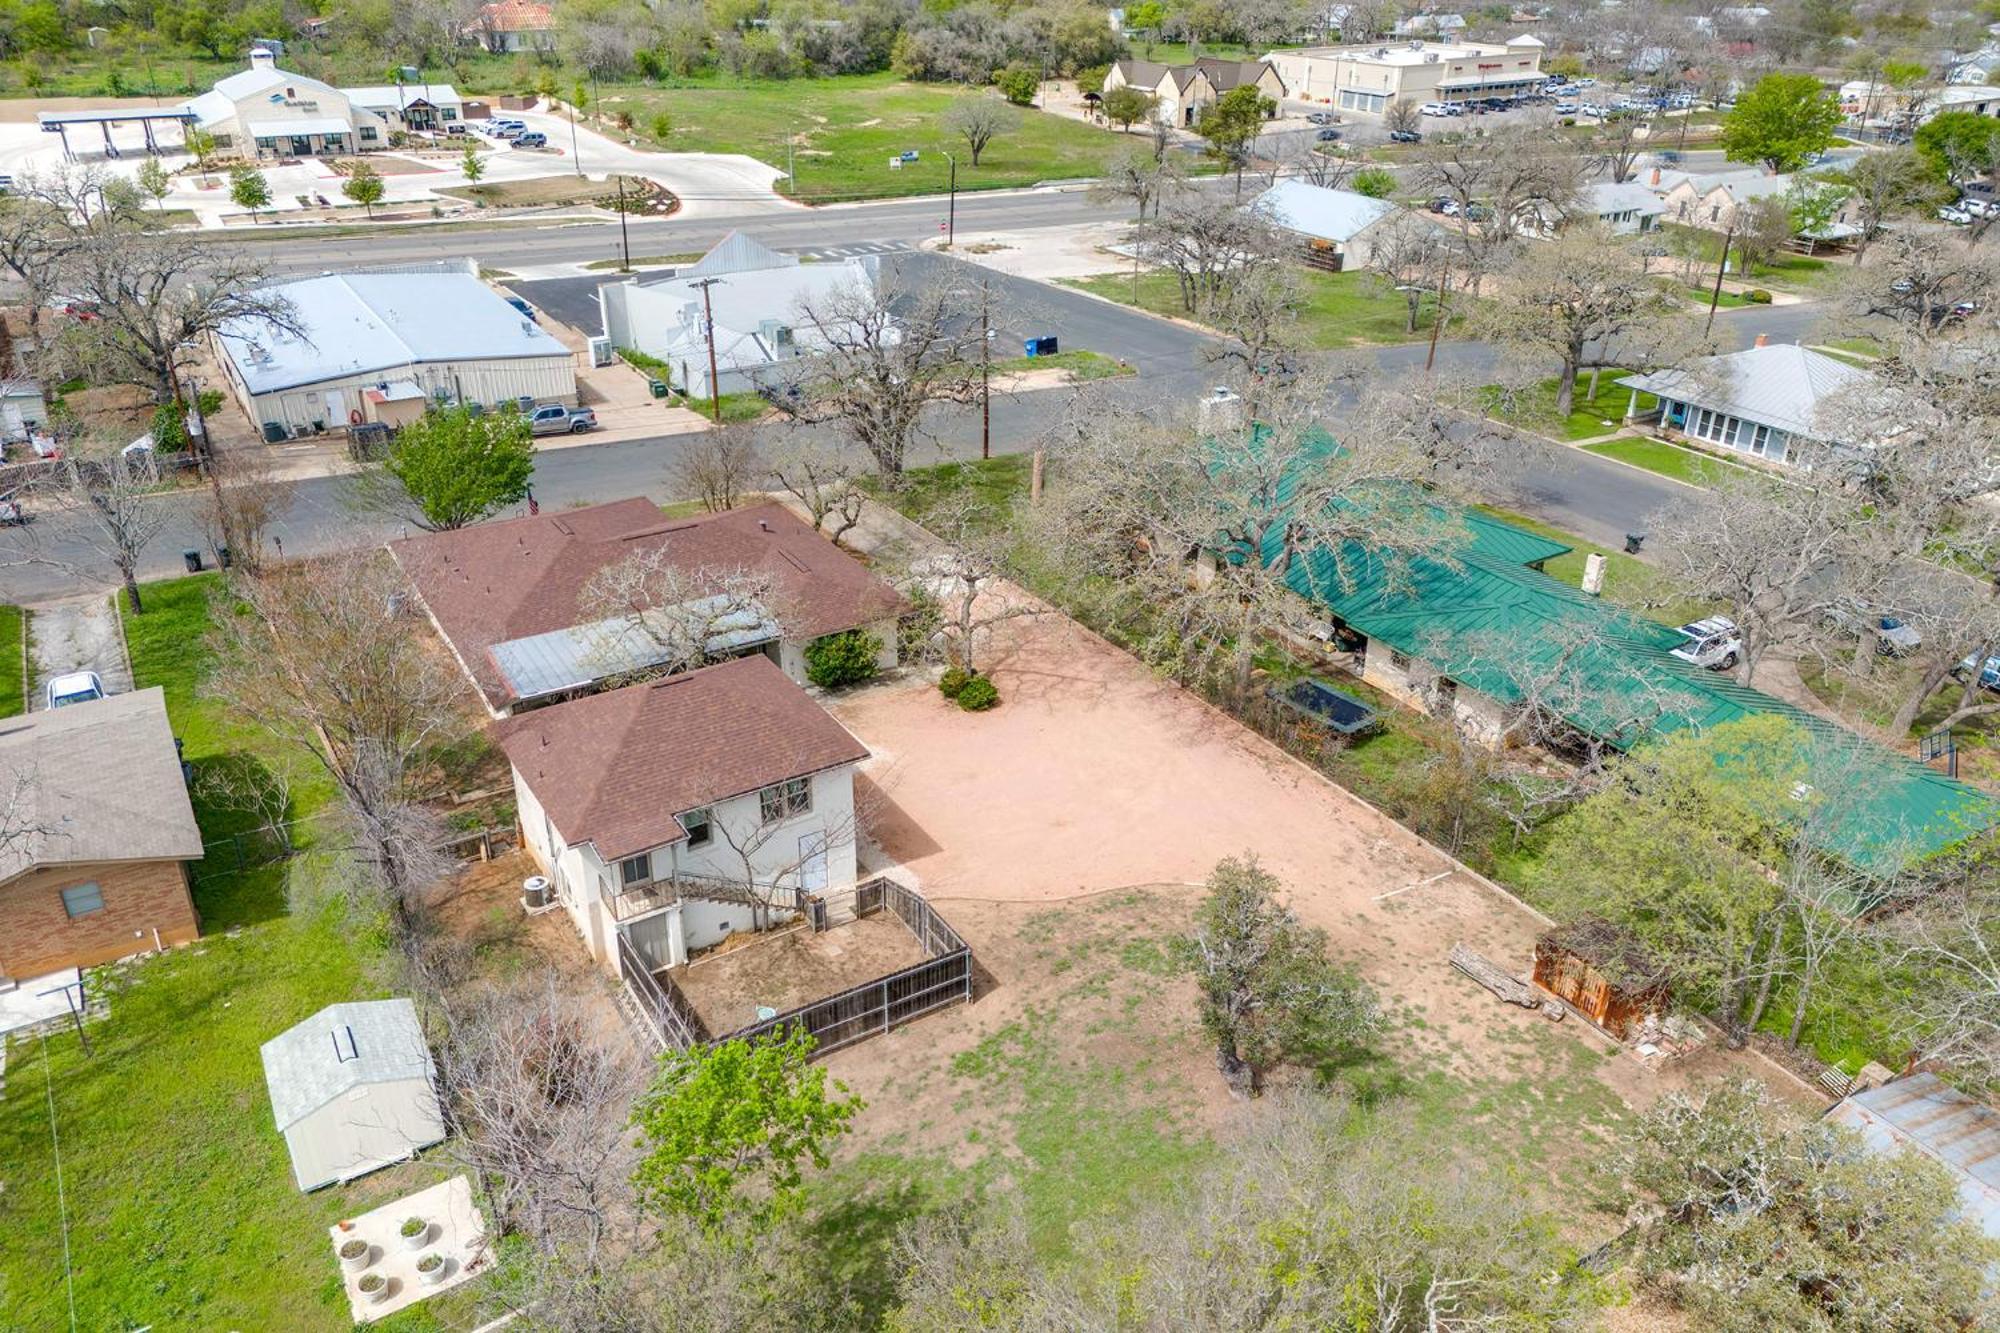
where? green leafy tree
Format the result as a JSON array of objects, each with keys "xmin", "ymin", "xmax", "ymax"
[
  {"xmin": 228, "ymin": 165, "xmax": 271, "ymax": 221},
  {"xmin": 1783, "ymin": 176, "xmax": 1850, "ymax": 242},
  {"xmin": 1126, "ymin": 0, "xmax": 1165, "ymax": 53},
  {"xmin": 1624, "ymin": 1079, "xmax": 2000, "ymax": 1330},
  {"xmin": 377, "ymin": 405, "xmax": 535, "ymax": 531},
  {"xmin": 994, "ymin": 62, "xmax": 1039, "ymax": 107},
  {"xmin": 1102, "ymin": 84, "xmax": 1157, "ymax": 131},
  {"xmin": 1198, "ymin": 85, "xmax": 1276, "ymax": 196},
  {"xmin": 459, "ymin": 143, "xmax": 486, "ymax": 187},
  {"xmin": 631, "ymin": 1029, "xmax": 862, "ymax": 1234},
  {"xmin": 135, "ymin": 157, "xmax": 173, "ymax": 211},
  {"xmin": 184, "ymin": 128, "xmax": 217, "ymax": 182},
  {"xmin": 1178, "ymin": 855, "xmax": 1379, "ymax": 1096},
  {"xmin": 803, "ymin": 629, "xmax": 883, "ymax": 689},
  {"xmin": 1719, "ymin": 72, "xmax": 1842, "ymax": 173},
  {"xmin": 1350, "ymin": 166, "xmax": 1397, "ymax": 199},
  {"xmin": 650, "ymin": 111, "xmax": 674, "ymax": 141},
  {"xmin": 341, "ymin": 162, "xmax": 386, "ymax": 217},
  {"xmin": 1914, "ymin": 111, "xmax": 2000, "ymax": 185}
]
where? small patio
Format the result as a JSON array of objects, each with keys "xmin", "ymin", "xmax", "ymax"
[
  {"xmin": 0, "ymin": 968, "xmax": 86, "ymax": 1039},
  {"xmin": 329, "ymin": 1174, "xmax": 490, "ymax": 1323}
]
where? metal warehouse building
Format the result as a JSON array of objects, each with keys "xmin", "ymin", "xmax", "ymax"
[{"xmin": 215, "ymin": 266, "xmax": 577, "ymax": 438}]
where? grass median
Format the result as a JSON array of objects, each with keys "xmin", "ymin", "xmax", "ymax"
[
  {"xmin": 0, "ymin": 604, "xmax": 22, "ymax": 717},
  {"xmin": 1583, "ymin": 436, "xmax": 1741, "ymax": 487}
]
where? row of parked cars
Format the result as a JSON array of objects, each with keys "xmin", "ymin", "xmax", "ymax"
[
  {"xmin": 1668, "ymin": 614, "xmax": 1999, "ymax": 692},
  {"xmin": 478, "ymin": 117, "xmax": 548, "ymax": 150}
]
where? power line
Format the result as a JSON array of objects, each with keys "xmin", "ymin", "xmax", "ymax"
[{"xmin": 40, "ymin": 1030, "xmax": 79, "ymax": 1333}]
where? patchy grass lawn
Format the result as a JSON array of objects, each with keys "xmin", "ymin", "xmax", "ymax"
[
  {"xmin": 1583, "ymin": 436, "xmax": 1744, "ymax": 486},
  {"xmin": 0, "ymin": 574, "xmax": 483, "ymax": 1332},
  {"xmin": 1473, "ymin": 505, "xmax": 1715, "ymax": 628},
  {"xmin": 584, "ymin": 252, "xmax": 702, "ymax": 271},
  {"xmin": 0, "ymin": 604, "xmax": 23, "ymax": 717},
  {"xmin": 990, "ymin": 348, "xmax": 1136, "ymax": 381},
  {"xmin": 609, "ymin": 73, "xmax": 1128, "ymax": 203},
  {"xmin": 1496, "ymin": 370, "xmax": 1653, "ymax": 441},
  {"xmin": 1064, "ymin": 267, "xmax": 1443, "ymax": 346},
  {"xmin": 439, "ymin": 172, "xmax": 655, "ymax": 208},
  {"xmin": 1661, "ymin": 224, "xmax": 1840, "ymax": 293},
  {"xmin": 868, "ymin": 453, "xmax": 1031, "ymax": 530}
]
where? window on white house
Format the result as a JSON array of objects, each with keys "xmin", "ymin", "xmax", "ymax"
[
  {"xmin": 682, "ymin": 807, "xmax": 712, "ymax": 848},
  {"xmin": 1388, "ymin": 648, "xmax": 1412, "ymax": 670},
  {"xmin": 61, "ymin": 882, "xmax": 104, "ymax": 918},
  {"xmin": 759, "ymin": 777, "xmax": 811, "ymax": 825},
  {"xmin": 619, "ymin": 853, "xmax": 653, "ymax": 887}
]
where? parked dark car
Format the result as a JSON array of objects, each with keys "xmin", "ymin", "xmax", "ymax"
[
  {"xmin": 1315, "ymin": 127, "xmax": 1341, "ymax": 141},
  {"xmin": 1389, "ymin": 128, "xmax": 1423, "ymax": 143}
]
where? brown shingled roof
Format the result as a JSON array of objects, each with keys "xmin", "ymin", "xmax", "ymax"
[
  {"xmin": 494, "ymin": 655, "xmax": 869, "ymax": 862},
  {"xmin": 388, "ymin": 498, "xmax": 904, "ymax": 711}
]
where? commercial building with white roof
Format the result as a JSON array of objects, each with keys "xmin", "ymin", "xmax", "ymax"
[
  {"xmin": 174, "ymin": 49, "xmax": 463, "ymax": 160},
  {"xmin": 597, "ymin": 232, "xmax": 886, "ymax": 399},
  {"xmin": 1263, "ymin": 34, "xmax": 1545, "ymax": 117},
  {"xmin": 214, "ymin": 263, "xmax": 575, "ymax": 437},
  {"xmin": 1248, "ymin": 179, "xmax": 1421, "ymax": 268}
]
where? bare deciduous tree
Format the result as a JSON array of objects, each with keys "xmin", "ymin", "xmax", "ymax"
[
  {"xmin": 941, "ymin": 95, "xmax": 1018, "ymax": 167},
  {"xmin": 1, "ymin": 448, "xmax": 171, "ymax": 613},
  {"xmin": 576, "ymin": 553, "xmax": 794, "ymax": 683},
  {"xmin": 669, "ymin": 423, "xmax": 759, "ymax": 514},
  {"xmin": 198, "ymin": 445, "xmax": 295, "ymax": 575},
  {"xmin": 900, "ymin": 485, "xmax": 1042, "ymax": 675},
  {"xmin": 767, "ymin": 440, "xmax": 867, "ymax": 545},
  {"xmin": 1139, "ymin": 183, "xmax": 1287, "ymax": 315}
]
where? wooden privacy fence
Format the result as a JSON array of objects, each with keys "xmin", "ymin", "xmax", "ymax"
[{"xmin": 618, "ymin": 876, "xmax": 973, "ymax": 1059}]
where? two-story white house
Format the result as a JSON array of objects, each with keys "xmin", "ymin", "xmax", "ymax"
[{"xmin": 499, "ymin": 654, "xmax": 870, "ymax": 977}]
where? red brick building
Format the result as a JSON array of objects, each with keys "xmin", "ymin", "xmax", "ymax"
[{"xmin": 0, "ymin": 688, "xmax": 205, "ymax": 983}]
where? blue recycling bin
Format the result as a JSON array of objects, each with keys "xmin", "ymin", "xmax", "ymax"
[{"xmin": 1023, "ymin": 338, "xmax": 1039, "ymax": 358}]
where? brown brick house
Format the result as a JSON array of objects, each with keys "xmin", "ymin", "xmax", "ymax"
[{"xmin": 0, "ymin": 688, "xmax": 205, "ymax": 983}]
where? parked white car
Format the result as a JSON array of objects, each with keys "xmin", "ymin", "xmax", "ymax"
[
  {"xmin": 45, "ymin": 670, "xmax": 105, "ymax": 709},
  {"xmin": 1419, "ymin": 102, "xmax": 1449, "ymax": 116},
  {"xmin": 1669, "ymin": 616, "xmax": 1743, "ymax": 671}
]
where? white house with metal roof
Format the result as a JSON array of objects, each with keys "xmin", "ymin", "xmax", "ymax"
[
  {"xmin": 1248, "ymin": 179, "xmax": 1419, "ymax": 268},
  {"xmin": 1581, "ymin": 180, "xmax": 1667, "ymax": 234},
  {"xmin": 260, "ymin": 999, "xmax": 445, "ymax": 1191},
  {"xmin": 1617, "ymin": 342, "xmax": 1879, "ymax": 466},
  {"xmin": 214, "ymin": 263, "xmax": 576, "ymax": 436},
  {"xmin": 597, "ymin": 232, "xmax": 886, "ymax": 399}
]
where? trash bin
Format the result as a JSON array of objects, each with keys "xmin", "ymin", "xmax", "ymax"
[
  {"xmin": 183, "ymin": 549, "xmax": 203, "ymax": 573},
  {"xmin": 215, "ymin": 545, "xmax": 232, "ymax": 569},
  {"xmin": 1022, "ymin": 338, "xmax": 1040, "ymax": 358},
  {"xmin": 649, "ymin": 378, "xmax": 668, "ymax": 399},
  {"xmin": 1624, "ymin": 533, "xmax": 1645, "ymax": 554},
  {"xmin": 1037, "ymin": 335, "xmax": 1060, "ymax": 356},
  {"xmin": 261, "ymin": 421, "xmax": 287, "ymax": 444}
]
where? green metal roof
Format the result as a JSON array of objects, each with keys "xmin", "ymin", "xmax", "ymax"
[{"xmin": 1253, "ymin": 462, "xmax": 1994, "ymax": 874}]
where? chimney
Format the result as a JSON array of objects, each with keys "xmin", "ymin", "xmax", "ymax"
[
  {"xmin": 1582, "ymin": 552, "xmax": 1606, "ymax": 597},
  {"xmin": 1754, "ymin": 333, "xmax": 1768, "ymax": 348},
  {"xmin": 248, "ymin": 46, "xmax": 276, "ymax": 73},
  {"xmin": 1649, "ymin": 166, "xmax": 1661, "ymax": 186}
]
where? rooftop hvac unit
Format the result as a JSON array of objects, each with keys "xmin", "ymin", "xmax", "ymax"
[{"xmin": 587, "ymin": 335, "xmax": 613, "ymax": 367}]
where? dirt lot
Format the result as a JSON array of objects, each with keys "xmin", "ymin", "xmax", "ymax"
[
  {"xmin": 675, "ymin": 914, "xmax": 929, "ymax": 1036},
  {"xmin": 817, "ymin": 608, "xmax": 1823, "ymax": 1241}
]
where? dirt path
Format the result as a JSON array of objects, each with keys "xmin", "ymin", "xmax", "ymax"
[{"xmin": 24, "ymin": 593, "xmax": 133, "ymax": 711}]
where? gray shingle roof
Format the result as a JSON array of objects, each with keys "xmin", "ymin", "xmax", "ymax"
[
  {"xmin": 260, "ymin": 999, "xmax": 436, "ymax": 1133},
  {"xmin": 0, "ymin": 686, "xmax": 203, "ymax": 884}
]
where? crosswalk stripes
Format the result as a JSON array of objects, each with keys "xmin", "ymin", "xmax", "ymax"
[{"xmin": 788, "ymin": 240, "xmax": 914, "ymax": 261}]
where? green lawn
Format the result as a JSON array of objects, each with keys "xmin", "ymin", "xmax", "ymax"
[
  {"xmin": 1660, "ymin": 223, "xmax": 1839, "ymax": 293},
  {"xmin": 0, "ymin": 575, "xmax": 480, "ymax": 1332},
  {"xmin": 990, "ymin": 348, "xmax": 1136, "ymax": 381},
  {"xmin": 1583, "ymin": 436, "xmax": 1743, "ymax": 487},
  {"xmin": 586, "ymin": 252, "xmax": 703, "ymax": 271},
  {"xmin": 1064, "ymin": 267, "xmax": 1442, "ymax": 347},
  {"xmin": 607, "ymin": 72, "xmax": 1129, "ymax": 203},
  {"xmin": 1473, "ymin": 505, "xmax": 1715, "ymax": 628},
  {"xmin": 0, "ymin": 604, "xmax": 23, "ymax": 718},
  {"xmin": 1497, "ymin": 370, "xmax": 1653, "ymax": 441}
]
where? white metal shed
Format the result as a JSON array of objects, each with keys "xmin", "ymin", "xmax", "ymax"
[{"xmin": 260, "ymin": 998, "xmax": 446, "ymax": 1192}]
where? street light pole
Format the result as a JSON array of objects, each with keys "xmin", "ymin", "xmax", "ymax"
[
  {"xmin": 692, "ymin": 276, "xmax": 725, "ymax": 424},
  {"xmin": 980, "ymin": 281, "xmax": 991, "ymax": 460},
  {"xmin": 944, "ymin": 152, "xmax": 957, "ymax": 247},
  {"xmin": 614, "ymin": 176, "xmax": 631, "ymax": 271}
]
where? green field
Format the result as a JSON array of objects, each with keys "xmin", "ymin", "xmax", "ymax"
[
  {"xmin": 1584, "ymin": 436, "xmax": 1742, "ymax": 487},
  {"xmin": 0, "ymin": 576, "xmax": 475, "ymax": 1332},
  {"xmin": 608, "ymin": 73, "xmax": 1129, "ymax": 203},
  {"xmin": 0, "ymin": 604, "xmax": 22, "ymax": 717},
  {"xmin": 1064, "ymin": 268, "xmax": 1442, "ymax": 347}
]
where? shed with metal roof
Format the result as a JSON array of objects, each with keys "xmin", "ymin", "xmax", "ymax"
[
  {"xmin": 259, "ymin": 998, "xmax": 445, "ymax": 1191},
  {"xmin": 1827, "ymin": 1074, "xmax": 2000, "ymax": 1243}
]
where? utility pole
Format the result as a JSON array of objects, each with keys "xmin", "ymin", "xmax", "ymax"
[
  {"xmin": 979, "ymin": 280, "xmax": 991, "ymax": 459},
  {"xmin": 1425, "ymin": 256, "xmax": 1450, "ymax": 373},
  {"xmin": 944, "ymin": 152, "xmax": 957, "ymax": 247},
  {"xmin": 568, "ymin": 88, "xmax": 583, "ymax": 177},
  {"xmin": 614, "ymin": 176, "xmax": 631, "ymax": 271},
  {"xmin": 692, "ymin": 277, "xmax": 725, "ymax": 424},
  {"xmin": 1705, "ymin": 224, "xmax": 1734, "ymax": 336}
]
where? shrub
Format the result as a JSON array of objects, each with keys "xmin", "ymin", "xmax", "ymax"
[
  {"xmin": 804, "ymin": 629, "xmax": 883, "ymax": 689},
  {"xmin": 196, "ymin": 388, "xmax": 225, "ymax": 418},
  {"xmin": 400, "ymin": 1216, "xmax": 427, "ymax": 1238},
  {"xmin": 898, "ymin": 587, "xmax": 945, "ymax": 663},
  {"xmin": 651, "ymin": 111, "xmax": 674, "ymax": 140},
  {"xmin": 339, "ymin": 1238, "xmax": 368, "ymax": 1259},
  {"xmin": 955, "ymin": 675, "xmax": 999, "ymax": 710},
  {"xmin": 149, "ymin": 401, "xmax": 189, "ymax": 452},
  {"xmin": 1745, "ymin": 288, "xmax": 1773, "ymax": 304},
  {"xmin": 938, "ymin": 665, "xmax": 972, "ymax": 699},
  {"xmin": 995, "ymin": 63, "xmax": 1039, "ymax": 106}
]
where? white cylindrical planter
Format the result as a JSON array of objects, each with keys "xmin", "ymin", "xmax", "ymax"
[
  {"xmin": 418, "ymin": 1256, "xmax": 449, "ymax": 1287},
  {"xmin": 339, "ymin": 1240, "xmax": 371, "ymax": 1273},
  {"xmin": 360, "ymin": 1278, "xmax": 390, "ymax": 1305},
  {"xmin": 401, "ymin": 1219, "xmax": 431, "ymax": 1251}
]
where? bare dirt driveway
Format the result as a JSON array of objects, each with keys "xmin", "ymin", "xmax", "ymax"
[
  {"xmin": 24, "ymin": 594, "xmax": 134, "ymax": 711},
  {"xmin": 820, "ymin": 606, "xmax": 1822, "ymax": 1227}
]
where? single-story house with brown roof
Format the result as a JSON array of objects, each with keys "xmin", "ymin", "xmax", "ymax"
[
  {"xmin": 497, "ymin": 654, "xmax": 870, "ymax": 975},
  {"xmin": 0, "ymin": 688, "xmax": 204, "ymax": 985},
  {"xmin": 388, "ymin": 498, "xmax": 905, "ymax": 717}
]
